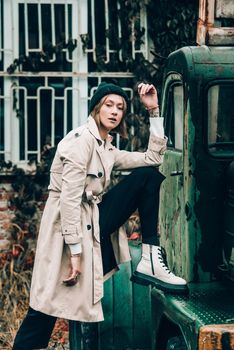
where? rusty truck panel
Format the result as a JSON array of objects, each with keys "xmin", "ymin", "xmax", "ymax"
[
  {"xmin": 199, "ymin": 324, "xmax": 234, "ymax": 350},
  {"xmin": 216, "ymin": 0, "xmax": 234, "ymax": 18},
  {"xmin": 197, "ymin": 0, "xmax": 234, "ymax": 45}
]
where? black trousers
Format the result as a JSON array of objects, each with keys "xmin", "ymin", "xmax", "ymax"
[
  {"xmin": 98, "ymin": 166, "xmax": 165, "ymax": 274},
  {"xmin": 12, "ymin": 167, "xmax": 164, "ymax": 350}
]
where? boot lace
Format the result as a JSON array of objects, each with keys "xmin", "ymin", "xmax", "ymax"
[{"xmin": 158, "ymin": 247, "xmax": 171, "ymax": 274}]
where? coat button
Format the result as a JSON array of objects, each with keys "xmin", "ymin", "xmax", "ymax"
[
  {"xmin": 98, "ymin": 172, "xmax": 103, "ymax": 178},
  {"xmin": 87, "ymin": 225, "xmax": 92, "ymax": 230}
]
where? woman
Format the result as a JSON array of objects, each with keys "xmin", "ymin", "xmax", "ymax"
[{"xmin": 13, "ymin": 82, "xmax": 188, "ymax": 350}]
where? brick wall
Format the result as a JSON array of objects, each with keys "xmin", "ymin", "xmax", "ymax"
[
  {"xmin": 0, "ymin": 175, "xmax": 47, "ymax": 255},
  {"xmin": 0, "ymin": 177, "xmax": 15, "ymax": 252}
]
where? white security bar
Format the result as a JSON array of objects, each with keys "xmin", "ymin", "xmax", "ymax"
[
  {"xmin": 51, "ymin": 2, "xmax": 56, "ymax": 62},
  {"xmin": 85, "ymin": 0, "xmax": 97, "ymax": 62},
  {"xmin": 132, "ymin": 5, "xmax": 148, "ymax": 60},
  {"xmin": 104, "ymin": 0, "xmax": 110, "ymax": 63},
  {"xmin": 117, "ymin": 1, "xmax": 122, "ymax": 62},
  {"xmin": 0, "ymin": 0, "xmax": 2, "ymax": 61},
  {"xmin": 0, "ymin": 90, "xmax": 5, "ymax": 157},
  {"xmin": 87, "ymin": 0, "xmax": 148, "ymax": 63},
  {"xmin": 21, "ymin": 0, "xmax": 76, "ymax": 63}
]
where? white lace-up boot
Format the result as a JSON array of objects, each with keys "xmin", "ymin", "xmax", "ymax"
[{"xmin": 131, "ymin": 244, "xmax": 189, "ymax": 294}]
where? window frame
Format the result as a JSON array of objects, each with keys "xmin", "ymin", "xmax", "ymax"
[
  {"xmin": 161, "ymin": 73, "xmax": 184, "ymax": 152},
  {"xmin": 204, "ymin": 79, "xmax": 234, "ymax": 159}
]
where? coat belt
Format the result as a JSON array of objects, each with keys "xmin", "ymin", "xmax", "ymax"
[{"xmin": 84, "ymin": 190, "xmax": 104, "ymax": 304}]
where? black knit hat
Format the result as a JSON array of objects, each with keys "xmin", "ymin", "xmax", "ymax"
[{"xmin": 89, "ymin": 82, "xmax": 129, "ymax": 114}]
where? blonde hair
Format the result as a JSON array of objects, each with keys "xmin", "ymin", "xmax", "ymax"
[{"xmin": 91, "ymin": 95, "xmax": 128, "ymax": 138}]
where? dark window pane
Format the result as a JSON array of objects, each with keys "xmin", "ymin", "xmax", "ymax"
[{"xmin": 208, "ymin": 84, "xmax": 234, "ymax": 157}]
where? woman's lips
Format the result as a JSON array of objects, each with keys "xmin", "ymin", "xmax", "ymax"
[{"xmin": 108, "ymin": 118, "xmax": 117, "ymax": 122}]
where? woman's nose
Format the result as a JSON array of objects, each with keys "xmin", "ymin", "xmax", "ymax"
[{"xmin": 111, "ymin": 106, "xmax": 118, "ymax": 114}]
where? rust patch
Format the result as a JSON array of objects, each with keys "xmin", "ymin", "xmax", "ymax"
[
  {"xmin": 197, "ymin": 0, "xmax": 234, "ymax": 45},
  {"xmin": 199, "ymin": 324, "xmax": 234, "ymax": 350},
  {"xmin": 215, "ymin": 66, "xmax": 225, "ymax": 74}
]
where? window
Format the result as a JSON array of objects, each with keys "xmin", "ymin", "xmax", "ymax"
[
  {"xmin": 164, "ymin": 80, "xmax": 184, "ymax": 151},
  {"xmin": 207, "ymin": 83, "xmax": 234, "ymax": 157},
  {"xmin": 18, "ymin": 3, "xmax": 75, "ymax": 71},
  {"xmin": 0, "ymin": 0, "xmax": 148, "ymax": 165}
]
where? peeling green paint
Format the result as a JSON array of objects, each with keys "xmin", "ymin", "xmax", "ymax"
[{"xmin": 159, "ymin": 46, "xmax": 234, "ymax": 283}]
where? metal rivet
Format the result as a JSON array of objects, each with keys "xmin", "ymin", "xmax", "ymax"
[
  {"xmin": 87, "ymin": 225, "xmax": 92, "ymax": 230},
  {"xmin": 75, "ymin": 132, "xmax": 79, "ymax": 137},
  {"xmin": 98, "ymin": 172, "xmax": 103, "ymax": 177}
]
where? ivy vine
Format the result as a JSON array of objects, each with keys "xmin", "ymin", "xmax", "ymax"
[{"xmin": 7, "ymin": 39, "xmax": 77, "ymax": 73}]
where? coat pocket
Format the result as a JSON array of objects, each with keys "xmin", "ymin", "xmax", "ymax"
[
  {"xmin": 62, "ymin": 225, "xmax": 83, "ymax": 244},
  {"xmin": 87, "ymin": 168, "xmax": 104, "ymax": 179},
  {"xmin": 86, "ymin": 167, "xmax": 105, "ymax": 194}
]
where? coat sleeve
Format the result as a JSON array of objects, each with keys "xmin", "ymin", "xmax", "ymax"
[
  {"xmin": 113, "ymin": 118, "xmax": 167, "ymax": 170},
  {"xmin": 58, "ymin": 131, "xmax": 92, "ymax": 245}
]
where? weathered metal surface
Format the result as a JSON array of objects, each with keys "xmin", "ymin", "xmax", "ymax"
[
  {"xmin": 199, "ymin": 324, "xmax": 234, "ymax": 350},
  {"xmin": 159, "ymin": 72, "xmax": 188, "ymax": 281},
  {"xmin": 196, "ymin": 0, "xmax": 234, "ymax": 45},
  {"xmin": 69, "ymin": 321, "xmax": 99, "ymax": 350},
  {"xmin": 151, "ymin": 282, "xmax": 234, "ymax": 350},
  {"xmin": 159, "ymin": 151, "xmax": 187, "ymax": 279},
  {"xmin": 159, "ymin": 46, "xmax": 234, "ymax": 283},
  {"xmin": 216, "ymin": 0, "xmax": 234, "ymax": 18},
  {"xmin": 206, "ymin": 27, "xmax": 234, "ymax": 45},
  {"xmin": 155, "ymin": 43, "xmax": 234, "ymax": 350}
]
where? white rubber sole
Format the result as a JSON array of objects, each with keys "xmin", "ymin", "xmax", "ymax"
[{"xmin": 131, "ymin": 271, "xmax": 189, "ymax": 295}]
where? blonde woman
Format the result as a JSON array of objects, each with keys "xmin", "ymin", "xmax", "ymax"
[{"xmin": 13, "ymin": 82, "xmax": 187, "ymax": 350}]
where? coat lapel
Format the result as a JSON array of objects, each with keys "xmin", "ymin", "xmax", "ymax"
[{"xmin": 87, "ymin": 116, "xmax": 113, "ymax": 188}]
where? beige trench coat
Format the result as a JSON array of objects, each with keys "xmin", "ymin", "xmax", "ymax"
[{"xmin": 30, "ymin": 116, "xmax": 167, "ymax": 322}]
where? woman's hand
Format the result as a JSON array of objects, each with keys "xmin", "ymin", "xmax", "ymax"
[
  {"xmin": 138, "ymin": 83, "xmax": 159, "ymax": 111},
  {"xmin": 63, "ymin": 255, "xmax": 81, "ymax": 287}
]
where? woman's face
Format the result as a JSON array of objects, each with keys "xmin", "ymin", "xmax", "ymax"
[{"xmin": 98, "ymin": 94, "xmax": 124, "ymax": 135}]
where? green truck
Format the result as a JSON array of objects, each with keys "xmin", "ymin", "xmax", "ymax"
[
  {"xmin": 152, "ymin": 43, "xmax": 234, "ymax": 350},
  {"xmin": 151, "ymin": 1, "xmax": 234, "ymax": 348}
]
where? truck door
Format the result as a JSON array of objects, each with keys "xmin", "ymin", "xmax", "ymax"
[{"xmin": 159, "ymin": 73, "xmax": 187, "ymax": 278}]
